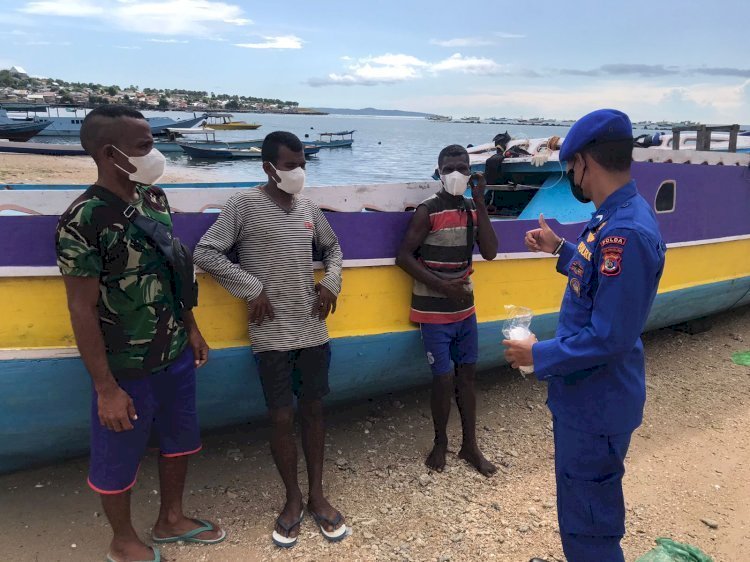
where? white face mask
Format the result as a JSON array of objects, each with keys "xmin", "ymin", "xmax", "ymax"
[
  {"xmin": 440, "ymin": 170, "xmax": 470, "ymax": 196},
  {"xmin": 269, "ymin": 163, "xmax": 305, "ymax": 194},
  {"xmin": 112, "ymin": 146, "xmax": 166, "ymax": 186}
]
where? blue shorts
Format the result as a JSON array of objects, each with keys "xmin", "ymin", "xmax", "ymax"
[
  {"xmin": 419, "ymin": 314, "xmax": 479, "ymax": 375},
  {"xmin": 88, "ymin": 346, "xmax": 201, "ymax": 494}
]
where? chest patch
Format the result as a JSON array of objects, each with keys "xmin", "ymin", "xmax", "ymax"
[{"xmin": 577, "ymin": 241, "xmax": 592, "ymax": 261}]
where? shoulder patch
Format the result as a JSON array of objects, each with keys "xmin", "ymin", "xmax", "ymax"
[
  {"xmin": 601, "ymin": 246, "xmax": 623, "ymax": 277},
  {"xmin": 600, "ymin": 235, "xmax": 627, "ymax": 248}
]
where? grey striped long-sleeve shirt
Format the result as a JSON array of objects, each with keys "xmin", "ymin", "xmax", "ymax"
[{"xmin": 193, "ymin": 188, "xmax": 343, "ymax": 353}]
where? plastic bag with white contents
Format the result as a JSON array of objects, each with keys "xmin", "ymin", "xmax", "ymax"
[{"xmin": 502, "ymin": 305, "xmax": 535, "ymax": 376}]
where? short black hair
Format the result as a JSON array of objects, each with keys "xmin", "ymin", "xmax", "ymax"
[
  {"xmin": 80, "ymin": 105, "xmax": 145, "ymax": 157},
  {"xmin": 582, "ymin": 139, "xmax": 633, "ymax": 172},
  {"xmin": 438, "ymin": 144, "xmax": 469, "ymax": 167},
  {"xmin": 261, "ymin": 131, "xmax": 303, "ymax": 164}
]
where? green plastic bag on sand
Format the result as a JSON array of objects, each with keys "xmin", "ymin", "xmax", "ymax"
[
  {"xmin": 635, "ymin": 538, "xmax": 713, "ymax": 562},
  {"xmin": 732, "ymin": 350, "xmax": 750, "ymax": 367}
]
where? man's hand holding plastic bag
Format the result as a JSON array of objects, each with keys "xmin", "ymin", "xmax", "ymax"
[{"xmin": 501, "ymin": 305, "xmax": 537, "ymax": 376}]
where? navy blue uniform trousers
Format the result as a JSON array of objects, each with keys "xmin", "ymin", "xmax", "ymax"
[{"xmin": 554, "ymin": 418, "xmax": 632, "ymax": 562}]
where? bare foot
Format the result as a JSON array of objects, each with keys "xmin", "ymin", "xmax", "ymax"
[
  {"xmin": 458, "ymin": 445, "xmax": 497, "ymax": 476},
  {"xmin": 425, "ymin": 440, "xmax": 448, "ymax": 472},
  {"xmin": 274, "ymin": 495, "xmax": 305, "ymax": 540},
  {"xmin": 108, "ymin": 537, "xmax": 156, "ymax": 562},
  {"xmin": 152, "ymin": 516, "xmax": 224, "ymax": 542},
  {"xmin": 308, "ymin": 493, "xmax": 345, "ymax": 533}
]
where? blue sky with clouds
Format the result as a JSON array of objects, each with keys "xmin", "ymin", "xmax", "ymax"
[{"xmin": 2, "ymin": 0, "xmax": 749, "ymax": 121}]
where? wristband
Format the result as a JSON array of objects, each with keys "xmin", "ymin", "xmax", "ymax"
[{"xmin": 552, "ymin": 237, "xmax": 565, "ymax": 255}]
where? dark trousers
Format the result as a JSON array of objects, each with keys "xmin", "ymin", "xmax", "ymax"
[{"xmin": 553, "ymin": 418, "xmax": 632, "ymax": 562}]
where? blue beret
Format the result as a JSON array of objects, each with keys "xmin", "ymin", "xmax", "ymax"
[{"xmin": 559, "ymin": 109, "xmax": 633, "ymax": 161}]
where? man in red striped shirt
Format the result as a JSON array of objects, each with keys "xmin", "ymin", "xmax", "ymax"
[{"xmin": 397, "ymin": 144, "xmax": 499, "ymax": 475}]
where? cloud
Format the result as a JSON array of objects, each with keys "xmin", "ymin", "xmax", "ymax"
[
  {"xmin": 235, "ymin": 35, "xmax": 303, "ymax": 49},
  {"xmin": 19, "ymin": 0, "xmax": 250, "ymax": 35},
  {"xmin": 402, "ymin": 79, "xmax": 750, "ymax": 122},
  {"xmin": 693, "ymin": 66, "xmax": 750, "ymax": 78},
  {"xmin": 308, "ymin": 52, "xmax": 504, "ymax": 86},
  {"xmin": 560, "ymin": 64, "xmax": 681, "ymax": 77},
  {"xmin": 430, "ymin": 37, "xmax": 494, "ymax": 47},
  {"xmin": 21, "ymin": 1, "xmax": 104, "ymax": 16},
  {"xmin": 430, "ymin": 53, "xmax": 502, "ymax": 75},
  {"xmin": 495, "ymin": 32, "xmax": 526, "ymax": 39},
  {"xmin": 147, "ymin": 38, "xmax": 189, "ymax": 44},
  {"xmin": 559, "ymin": 64, "xmax": 750, "ymax": 79}
]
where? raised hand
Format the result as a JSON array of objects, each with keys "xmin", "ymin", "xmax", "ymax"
[{"xmin": 525, "ymin": 213, "xmax": 561, "ymax": 254}]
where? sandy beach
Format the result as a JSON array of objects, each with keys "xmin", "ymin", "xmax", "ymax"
[
  {"xmin": 1, "ymin": 153, "xmax": 749, "ymax": 561},
  {"xmin": 0, "ymin": 153, "xmax": 221, "ymax": 185},
  {"xmin": 0, "ymin": 306, "xmax": 747, "ymax": 562}
]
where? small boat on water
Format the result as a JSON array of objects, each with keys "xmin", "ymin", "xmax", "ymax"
[
  {"xmin": 204, "ymin": 113, "xmax": 261, "ymax": 130},
  {"xmin": 316, "ymin": 130, "xmax": 355, "ymax": 148},
  {"xmin": 154, "ymin": 127, "xmax": 265, "ymax": 153},
  {"xmin": 180, "ymin": 143, "xmax": 321, "ymax": 159},
  {"xmin": 1, "ymin": 137, "xmax": 749, "ymax": 474},
  {"xmin": 0, "ymin": 140, "xmax": 87, "ymax": 156},
  {"xmin": 0, "ymin": 109, "xmax": 51, "ymax": 141}
]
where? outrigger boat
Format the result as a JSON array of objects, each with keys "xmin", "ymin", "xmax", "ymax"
[
  {"xmin": 1, "ymin": 140, "xmax": 749, "ymax": 474},
  {"xmin": 316, "ymin": 130, "xmax": 355, "ymax": 148}
]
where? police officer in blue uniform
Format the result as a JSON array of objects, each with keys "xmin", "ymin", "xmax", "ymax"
[{"xmin": 503, "ymin": 109, "xmax": 666, "ymax": 562}]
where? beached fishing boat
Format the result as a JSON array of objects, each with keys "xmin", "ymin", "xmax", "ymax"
[
  {"xmin": 179, "ymin": 143, "xmax": 321, "ymax": 159},
  {"xmin": 317, "ymin": 130, "xmax": 355, "ymax": 148},
  {"xmin": 1, "ymin": 146, "xmax": 749, "ymax": 474},
  {"xmin": 204, "ymin": 113, "xmax": 261, "ymax": 130},
  {"xmin": 0, "ymin": 109, "xmax": 51, "ymax": 141}
]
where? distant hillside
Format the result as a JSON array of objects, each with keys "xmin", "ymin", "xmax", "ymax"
[{"xmin": 312, "ymin": 107, "xmax": 432, "ymax": 118}]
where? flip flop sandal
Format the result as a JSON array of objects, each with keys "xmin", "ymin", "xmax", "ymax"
[
  {"xmin": 308, "ymin": 509, "xmax": 350, "ymax": 542},
  {"xmin": 152, "ymin": 518, "xmax": 226, "ymax": 544},
  {"xmin": 272, "ymin": 510, "xmax": 304, "ymax": 548},
  {"xmin": 106, "ymin": 546, "xmax": 160, "ymax": 562}
]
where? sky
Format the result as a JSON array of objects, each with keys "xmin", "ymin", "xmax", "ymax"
[{"xmin": 2, "ymin": 0, "xmax": 749, "ymax": 121}]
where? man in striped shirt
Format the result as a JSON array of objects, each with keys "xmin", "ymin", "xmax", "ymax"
[
  {"xmin": 193, "ymin": 132, "xmax": 347, "ymax": 547},
  {"xmin": 397, "ymin": 144, "xmax": 499, "ymax": 476}
]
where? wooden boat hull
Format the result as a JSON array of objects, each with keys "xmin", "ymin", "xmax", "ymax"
[
  {"xmin": 0, "ymin": 121, "xmax": 51, "ymax": 142},
  {"xmin": 180, "ymin": 144, "xmax": 320, "ymax": 159},
  {"xmin": 0, "ymin": 141, "xmax": 87, "ymax": 156},
  {"xmin": 209, "ymin": 123, "xmax": 261, "ymax": 130},
  {"xmin": 1, "ymin": 155, "xmax": 749, "ymax": 473}
]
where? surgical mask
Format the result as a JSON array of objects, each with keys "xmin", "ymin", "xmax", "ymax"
[
  {"xmin": 440, "ymin": 171, "xmax": 470, "ymax": 196},
  {"xmin": 112, "ymin": 146, "xmax": 166, "ymax": 186},
  {"xmin": 269, "ymin": 163, "xmax": 305, "ymax": 194},
  {"xmin": 567, "ymin": 159, "xmax": 590, "ymax": 203}
]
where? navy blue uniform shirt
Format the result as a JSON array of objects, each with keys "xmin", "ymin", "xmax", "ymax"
[{"xmin": 533, "ymin": 180, "xmax": 666, "ymax": 435}]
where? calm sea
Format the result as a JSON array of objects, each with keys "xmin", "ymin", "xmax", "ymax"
[{"xmin": 143, "ymin": 111, "xmax": 576, "ymax": 186}]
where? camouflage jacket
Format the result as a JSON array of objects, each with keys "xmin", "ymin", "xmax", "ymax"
[{"xmin": 56, "ymin": 185, "xmax": 187, "ymax": 379}]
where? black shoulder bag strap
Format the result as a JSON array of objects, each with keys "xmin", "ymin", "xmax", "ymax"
[{"xmin": 86, "ymin": 185, "xmax": 197, "ymax": 310}]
